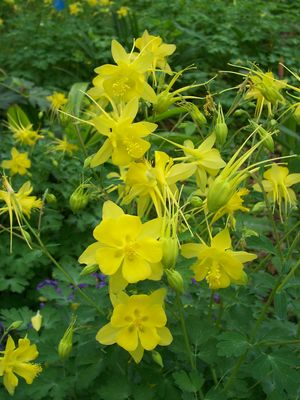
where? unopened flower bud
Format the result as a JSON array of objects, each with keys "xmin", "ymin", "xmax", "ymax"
[
  {"xmin": 83, "ymin": 155, "xmax": 93, "ymax": 169},
  {"xmin": 256, "ymin": 124, "xmax": 274, "ymax": 152},
  {"xmin": 161, "ymin": 238, "xmax": 178, "ymax": 269},
  {"xmin": 22, "ymin": 230, "xmax": 32, "ymax": 244},
  {"xmin": 207, "ymin": 177, "xmax": 234, "ymax": 213},
  {"xmin": 69, "ymin": 187, "xmax": 89, "ymax": 213},
  {"xmin": 45, "ymin": 193, "xmax": 57, "ymax": 203},
  {"xmin": 260, "ymin": 85, "xmax": 283, "ymax": 104},
  {"xmin": 31, "ymin": 311, "xmax": 42, "ymax": 332},
  {"xmin": 214, "ymin": 122, "xmax": 228, "ymax": 146},
  {"xmin": 190, "ymin": 196, "xmax": 203, "ymax": 208},
  {"xmin": 80, "ymin": 264, "xmax": 98, "ymax": 276},
  {"xmin": 165, "ymin": 269, "xmax": 184, "ymax": 294},
  {"xmin": 58, "ymin": 316, "xmax": 76, "ymax": 359},
  {"xmin": 251, "ymin": 201, "xmax": 266, "ymax": 213},
  {"xmin": 152, "ymin": 350, "xmax": 164, "ymax": 368},
  {"xmin": 8, "ymin": 321, "xmax": 23, "ymax": 331}
]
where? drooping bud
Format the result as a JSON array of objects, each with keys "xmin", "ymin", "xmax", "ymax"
[
  {"xmin": 83, "ymin": 155, "xmax": 94, "ymax": 169},
  {"xmin": 80, "ymin": 264, "xmax": 98, "ymax": 276},
  {"xmin": 58, "ymin": 315, "xmax": 76, "ymax": 359},
  {"xmin": 189, "ymin": 103, "xmax": 207, "ymax": 125},
  {"xmin": 206, "ymin": 177, "xmax": 234, "ymax": 213},
  {"xmin": 214, "ymin": 104, "xmax": 228, "ymax": 146},
  {"xmin": 152, "ymin": 350, "xmax": 164, "ymax": 368},
  {"xmin": 190, "ymin": 195, "xmax": 203, "ymax": 208},
  {"xmin": 250, "ymin": 121, "xmax": 274, "ymax": 152},
  {"xmin": 31, "ymin": 311, "xmax": 42, "ymax": 332},
  {"xmin": 165, "ymin": 269, "xmax": 184, "ymax": 294}
]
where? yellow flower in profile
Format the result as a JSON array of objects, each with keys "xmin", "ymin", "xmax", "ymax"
[
  {"xmin": 122, "ymin": 151, "xmax": 195, "ymax": 216},
  {"xmin": 253, "ymin": 163, "xmax": 300, "ymax": 214},
  {"xmin": 69, "ymin": 2, "xmax": 82, "ymax": 15},
  {"xmin": 46, "ymin": 92, "xmax": 68, "ymax": 110},
  {"xmin": 50, "ymin": 136, "xmax": 78, "ymax": 155},
  {"xmin": 79, "ymin": 201, "xmax": 163, "ymax": 283},
  {"xmin": 89, "ymin": 39, "xmax": 156, "ymax": 103},
  {"xmin": 245, "ymin": 70, "xmax": 286, "ymax": 119},
  {"xmin": 135, "ymin": 30, "xmax": 176, "ymax": 74},
  {"xmin": 181, "ymin": 229, "xmax": 256, "ymax": 289},
  {"xmin": 117, "ymin": 6, "xmax": 129, "ymax": 18},
  {"xmin": 90, "ymin": 98, "xmax": 157, "ymax": 167},
  {"xmin": 0, "ymin": 336, "xmax": 42, "ymax": 395},
  {"xmin": 1, "ymin": 147, "xmax": 31, "ymax": 176},
  {"xmin": 96, "ymin": 289, "xmax": 172, "ymax": 363},
  {"xmin": 211, "ymin": 188, "xmax": 249, "ymax": 228}
]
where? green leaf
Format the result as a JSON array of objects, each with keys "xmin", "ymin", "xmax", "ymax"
[
  {"xmin": 172, "ymin": 370, "xmax": 203, "ymax": 393},
  {"xmin": 217, "ymin": 332, "xmax": 249, "ymax": 357}
]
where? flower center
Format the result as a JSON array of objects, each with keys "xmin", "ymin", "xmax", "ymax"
[
  {"xmin": 124, "ymin": 238, "xmax": 138, "ymax": 261},
  {"xmin": 112, "ymin": 77, "xmax": 130, "ymax": 97},
  {"xmin": 206, "ymin": 262, "xmax": 221, "ymax": 288}
]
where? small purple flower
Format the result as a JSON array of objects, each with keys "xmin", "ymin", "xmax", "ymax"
[
  {"xmin": 36, "ymin": 279, "xmax": 59, "ymax": 291},
  {"xmin": 93, "ymin": 272, "xmax": 107, "ymax": 288},
  {"xmin": 191, "ymin": 278, "xmax": 198, "ymax": 285},
  {"xmin": 213, "ymin": 293, "xmax": 221, "ymax": 304}
]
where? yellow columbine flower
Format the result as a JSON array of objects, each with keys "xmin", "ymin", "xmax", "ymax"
[
  {"xmin": 0, "ymin": 336, "xmax": 42, "ymax": 395},
  {"xmin": 135, "ymin": 30, "xmax": 176, "ymax": 75},
  {"xmin": 96, "ymin": 288, "xmax": 172, "ymax": 363},
  {"xmin": 181, "ymin": 229, "xmax": 256, "ymax": 289},
  {"xmin": 253, "ymin": 163, "xmax": 300, "ymax": 214},
  {"xmin": 89, "ymin": 39, "xmax": 156, "ymax": 103},
  {"xmin": 116, "ymin": 6, "xmax": 129, "ymax": 18},
  {"xmin": 79, "ymin": 201, "xmax": 163, "ymax": 283},
  {"xmin": 69, "ymin": 2, "xmax": 82, "ymax": 15},
  {"xmin": 90, "ymin": 98, "xmax": 157, "ymax": 167},
  {"xmin": 0, "ymin": 179, "xmax": 42, "ymax": 250},
  {"xmin": 50, "ymin": 136, "xmax": 78, "ymax": 155},
  {"xmin": 1, "ymin": 147, "xmax": 31, "ymax": 176},
  {"xmin": 87, "ymin": 0, "xmax": 98, "ymax": 5},
  {"xmin": 174, "ymin": 134, "xmax": 226, "ymax": 191},
  {"xmin": 99, "ymin": 0, "xmax": 112, "ymax": 5},
  {"xmin": 8, "ymin": 121, "xmax": 42, "ymax": 147},
  {"xmin": 46, "ymin": 92, "xmax": 68, "ymax": 110},
  {"xmin": 245, "ymin": 70, "xmax": 286, "ymax": 119}
]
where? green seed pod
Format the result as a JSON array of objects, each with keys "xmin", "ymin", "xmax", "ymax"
[
  {"xmin": 294, "ymin": 104, "xmax": 300, "ymax": 124},
  {"xmin": 69, "ymin": 188, "xmax": 89, "ymax": 213},
  {"xmin": 80, "ymin": 264, "xmax": 98, "ymax": 276},
  {"xmin": 58, "ymin": 316, "xmax": 76, "ymax": 360},
  {"xmin": 22, "ymin": 230, "xmax": 32, "ymax": 244},
  {"xmin": 165, "ymin": 269, "xmax": 184, "ymax": 294},
  {"xmin": 190, "ymin": 104, "xmax": 207, "ymax": 125},
  {"xmin": 206, "ymin": 177, "xmax": 234, "ymax": 213},
  {"xmin": 257, "ymin": 125, "xmax": 274, "ymax": 152},
  {"xmin": 214, "ymin": 122, "xmax": 228, "ymax": 146},
  {"xmin": 152, "ymin": 350, "xmax": 164, "ymax": 368},
  {"xmin": 161, "ymin": 238, "xmax": 178, "ymax": 269}
]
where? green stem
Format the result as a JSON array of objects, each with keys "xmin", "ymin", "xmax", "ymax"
[{"xmin": 175, "ymin": 293, "xmax": 196, "ymax": 370}]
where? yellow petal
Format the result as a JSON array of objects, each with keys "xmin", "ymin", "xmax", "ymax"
[
  {"xmin": 13, "ymin": 362, "xmax": 42, "ymax": 384},
  {"xmin": 116, "ymin": 326, "xmax": 139, "ymax": 351},
  {"xmin": 139, "ymin": 326, "xmax": 160, "ymax": 351},
  {"xmin": 285, "ymin": 173, "xmax": 300, "ymax": 187},
  {"xmin": 95, "ymin": 246, "xmax": 124, "ymax": 275},
  {"xmin": 111, "ymin": 39, "xmax": 129, "ymax": 64},
  {"xmin": 143, "ymin": 305, "xmax": 166, "ymax": 327},
  {"xmin": 129, "ymin": 343, "xmax": 144, "ymax": 363},
  {"xmin": 78, "ymin": 242, "xmax": 103, "ymax": 265},
  {"xmin": 96, "ymin": 323, "xmax": 118, "ymax": 345},
  {"xmin": 157, "ymin": 327, "xmax": 173, "ymax": 346},
  {"xmin": 3, "ymin": 371, "xmax": 18, "ymax": 395},
  {"xmin": 139, "ymin": 218, "xmax": 162, "ymax": 239},
  {"xmin": 211, "ymin": 229, "xmax": 231, "ymax": 250},
  {"xmin": 102, "ymin": 200, "xmax": 124, "ymax": 219},
  {"xmin": 148, "ymin": 288, "xmax": 166, "ymax": 306},
  {"xmin": 122, "ymin": 256, "xmax": 151, "ymax": 283},
  {"xmin": 181, "ymin": 243, "xmax": 206, "ymax": 258},
  {"xmin": 166, "ymin": 163, "xmax": 196, "ymax": 185},
  {"xmin": 136, "ymin": 239, "xmax": 163, "ymax": 263},
  {"xmin": 90, "ymin": 139, "xmax": 113, "ymax": 167}
]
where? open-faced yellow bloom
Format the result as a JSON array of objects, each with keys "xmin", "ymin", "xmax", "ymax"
[
  {"xmin": 69, "ymin": 2, "xmax": 82, "ymax": 15},
  {"xmin": 79, "ymin": 201, "xmax": 163, "ymax": 283},
  {"xmin": 46, "ymin": 92, "xmax": 68, "ymax": 110},
  {"xmin": 90, "ymin": 99, "xmax": 157, "ymax": 167},
  {"xmin": 117, "ymin": 6, "xmax": 129, "ymax": 18},
  {"xmin": 253, "ymin": 164, "xmax": 300, "ymax": 214},
  {"xmin": 8, "ymin": 121, "xmax": 42, "ymax": 147},
  {"xmin": 181, "ymin": 229, "xmax": 256, "ymax": 289},
  {"xmin": 96, "ymin": 288, "xmax": 172, "ymax": 363},
  {"xmin": 135, "ymin": 30, "xmax": 176, "ymax": 75},
  {"xmin": 0, "ymin": 336, "xmax": 42, "ymax": 395},
  {"xmin": 49, "ymin": 136, "xmax": 78, "ymax": 155},
  {"xmin": 89, "ymin": 39, "xmax": 156, "ymax": 103},
  {"xmin": 1, "ymin": 147, "xmax": 31, "ymax": 176}
]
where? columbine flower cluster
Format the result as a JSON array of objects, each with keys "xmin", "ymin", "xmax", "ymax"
[{"xmin": 77, "ymin": 31, "xmax": 300, "ymax": 364}]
